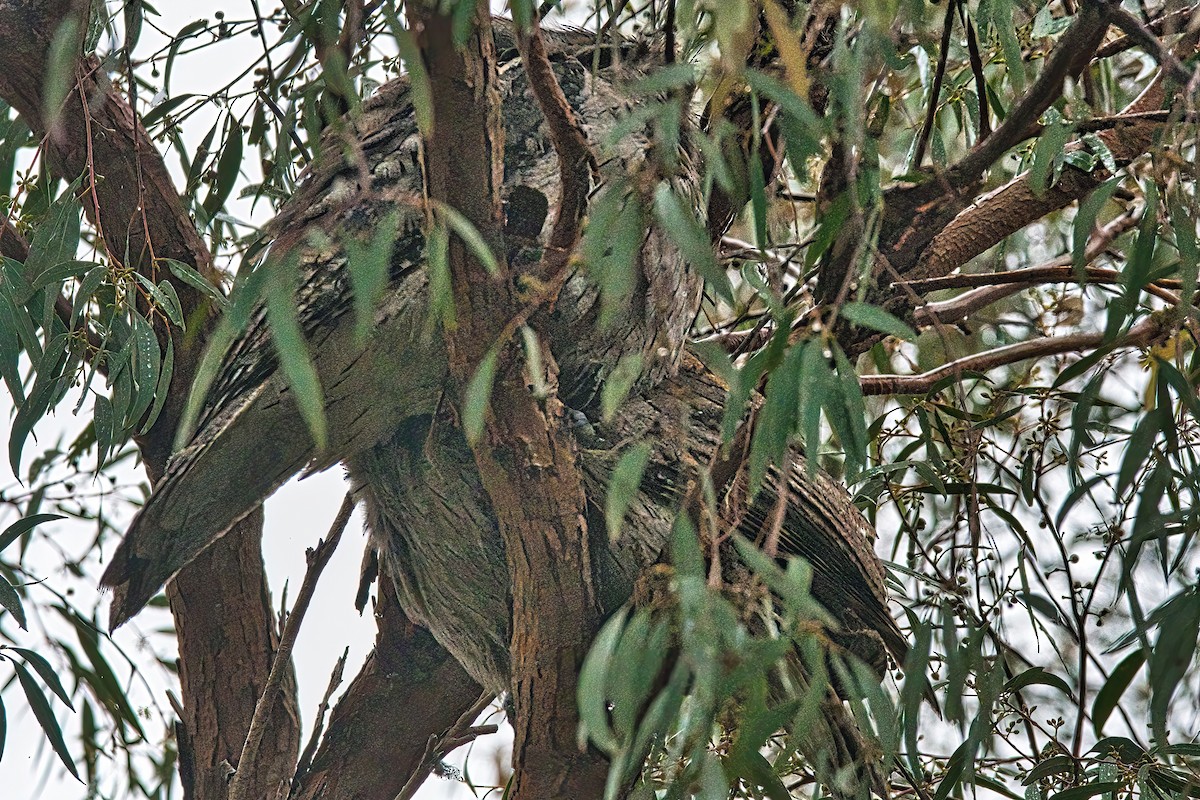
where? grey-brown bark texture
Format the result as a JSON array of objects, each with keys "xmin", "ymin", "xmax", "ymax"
[{"xmin": 92, "ymin": 14, "xmax": 902, "ymax": 797}]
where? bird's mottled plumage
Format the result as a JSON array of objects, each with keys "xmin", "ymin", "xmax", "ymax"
[
  {"xmin": 101, "ymin": 22, "xmax": 906, "ymax": 792},
  {"xmin": 102, "ymin": 28, "xmax": 695, "ymax": 624}
]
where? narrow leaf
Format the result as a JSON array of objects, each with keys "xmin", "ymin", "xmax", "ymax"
[
  {"xmin": 605, "ymin": 443, "xmax": 652, "ymax": 542},
  {"xmin": 11, "ymin": 659, "xmax": 80, "ymax": 780},
  {"xmin": 0, "ymin": 513, "xmax": 64, "ymax": 553},
  {"xmin": 265, "ymin": 260, "xmax": 327, "ymax": 451},
  {"xmin": 462, "ymin": 347, "xmax": 499, "ymax": 445}
]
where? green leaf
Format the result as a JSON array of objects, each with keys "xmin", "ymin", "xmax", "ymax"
[
  {"xmin": 163, "ymin": 19, "xmax": 208, "ymax": 95},
  {"xmin": 140, "ymin": 93, "xmax": 199, "ymax": 128},
  {"xmin": 0, "ymin": 513, "xmax": 64, "ymax": 553},
  {"xmin": 425, "ymin": 222, "xmax": 455, "ymax": 332},
  {"xmin": 577, "ymin": 607, "xmax": 629, "ymax": 755},
  {"xmin": 347, "ymin": 211, "xmax": 398, "ymax": 343},
  {"xmin": 462, "ymin": 347, "xmax": 499, "ymax": 446},
  {"xmin": 22, "ymin": 184, "xmax": 83, "ymax": 300},
  {"xmin": 433, "ymin": 202, "xmax": 500, "ymax": 277},
  {"xmin": 1116, "ymin": 410, "xmax": 1160, "ymax": 497},
  {"xmin": 133, "ymin": 272, "xmax": 185, "ymax": 329},
  {"xmin": 1091, "ymin": 649, "xmax": 1145, "ymax": 736},
  {"xmin": 1030, "ymin": 119, "xmax": 1072, "ymax": 197},
  {"xmin": 831, "ymin": 342, "xmax": 869, "ymax": 480},
  {"xmin": 30, "ymin": 260, "xmax": 98, "ymax": 293},
  {"xmin": 934, "ymin": 739, "xmax": 979, "ymax": 800},
  {"xmin": 70, "ymin": 264, "xmax": 108, "ymax": 330},
  {"xmin": 140, "ymin": 336, "xmax": 174, "ymax": 435},
  {"xmin": 840, "ymin": 302, "xmax": 917, "ymax": 341},
  {"xmin": 265, "ymin": 259, "xmax": 327, "ymax": 451},
  {"xmin": 519, "ymin": 326, "xmax": 547, "ymax": 399},
  {"xmin": 580, "ymin": 183, "xmax": 644, "ymax": 329},
  {"xmin": 1148, "ymin": 589, "xmax": 1200, "ymax": 741},
  {"xmin": 0, "ymin": 294, "xmax": 23, "ymax": 404},
  {"xmin": 6, "ymin": 647, "xmax": 73, "ymax": 709},
  {"xmin": 653, "ymin": 182, "xmax": 733, "ymax": 304},
  {"xmin": 201, "ymin": 114, "xmax": 244, "ymax": 221},
  {"xmin": 10, "ymin": 658, "xmax": 80, "ymax": 780},
  {"xmin": 9, "ymin": 333, "xmax": 72, "ymax": 477},
  {"xmin": 1088, "ymin": 736, "xmax": 1146, "ymax": 763},
  {"xmin": 1048, "ymin": 784, "xmax": 1124, "ymax": 800},
  {"xmin": 126, "ymin": 312, "xmax": 161, "ymax": 429},
  {"xmin": 1004, "ymin": 666, "xmax": 1073, "ymax": 697},
  {"xmin": 1083, "ymin": 132, "xmax": 1117, "ymax": 173},
  {"xmin": 386, "ymin": 12, "xmax": 433, "ymax": 136},
  {"xmin": 991, "ymin": 0, "xmax": 1025, "ymax": 92},
  {"xmin": 1073, "ymin": 178, "xmax": 1121, "ymax": 276},
  {"xmin": 42, "ymin": 18, "xmax": 80, "ymax": 137},
  {"xmin": 1023, "ymin": 755, "xmax": 1077, "ymax": 785},
  {"xmin": 162, "ymin": 258, "xmax": 229, "ymax": 310},
  {"xmin": 0, "ymin": 577, "xmax": 25, "ymax": 629},
  {"xmin": 605, "ymin": 443, "xmax": 652, "ymax": 542},
  {"xmin": 601, "ymin": 353, "xmax": 644, "ymax": 423},
  {"xmin": 1169, "ymin": 195, "xmax": 1198, "ymax": 313}
]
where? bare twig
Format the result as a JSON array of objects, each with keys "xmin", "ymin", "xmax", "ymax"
[
  {"xmin": 1101, "ymin": 3, "xmax": 1195, "ymax": 85},
  {"xmin": 393, "ymin": 691, "xmax": 498, "ymax": 800},
  {"xmin": 291, "ymin": 646, "xmax": 350, "ymax": 791},
  {"xmin": 913, "ymin": 0, "xmax": 957, "ymax": 168},
  {"xmin": 913, "ymin": 265, "xmax": 1180, "ymax": 326},
  {"xmin": 515, "ymin": 15, "xmax": 597, "ymax": 268},
  {"xmin": 904, "ymin": 209, "xmax": 1187, "ymax": 323},
  {"xmin": 228, "ymin": 492, "xmax": 358, "ymax": 800},
  {"xmin": 1095, "ymin": 6, "xmax": 1198, "ymax": 58},
  {"xmin": 861, "ymin": 314, "xmax": 1168, "ymax": 396}
]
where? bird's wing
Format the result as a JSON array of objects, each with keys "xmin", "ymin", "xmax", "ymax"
[
  {"xmin": 101, "ymin": 28, "xmax": 681, "ymax": 629},
  {"xmin": 101, "ymin": 77, "xmax": 443, "ymax": 627}
]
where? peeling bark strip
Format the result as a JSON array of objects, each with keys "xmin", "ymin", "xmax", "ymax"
[{"xmin": 406, "ymin": 6, "xmax": 606, "ymax": 798}]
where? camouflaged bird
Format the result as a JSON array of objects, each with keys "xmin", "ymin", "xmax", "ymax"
[{"xmin": 101, "ymin": 20, "xmax": 906, "ymax": 792}]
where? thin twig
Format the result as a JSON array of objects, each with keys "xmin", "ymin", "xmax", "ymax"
[
  {"xmin": 913, "ymin": 0, "xmax": 956, "ymax": 168},
  {"xmin": 291, "ymin": 646, "xmax": 350, "ymax": 792},
  {"xmin": 861, "ymin": 314, "xmax": 1168, "ymax": 396},
  {"xmin": 228, "ymin": 492, "xmax": 358, "ymax": 800},
  {"xmin": 260, "ymin": 91, "xmax": 312, "ymax": 165},
  {"xmin": 1095, "ymin": 6, "xmax": 1198, "ymax": 58},
  {"xmin": 1101, "ymin": 3, "xmax": 1195, "ymax": 85},
  {"xmin": 393, "ymin": 690, "xmax": 497, "ymax": 800}
]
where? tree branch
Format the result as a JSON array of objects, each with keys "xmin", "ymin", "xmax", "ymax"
[
  {"xmin": 861, "ymin": 314, "xmax": 1169, "ymax": 396},
  {"xmin": 1095, "ymin": 6, "xmax": 1198, "ymax": 58},
  {"xmin": 228, "ymin": 492, "xmax": 356, "ymax": 800},
  {"xmin": 288, "ymin": 580, "xmax": 483, "ymax": 800},
  {"xmin": 945, "ymin": 2, "xmax": 1109, "ymax": 192},
  {"xmin": 515, "ymin": 16, "xmax": 596, "ymax": 268},
  {"xmin": 0, "ymin": 7, "xmax": 299, "ymax": 800},
  {"xmin": 393, "ymin": 691, "xmax": 498, "ymax": 800},
  {"xmin": 911, "ymin": 51, "xmax": 1196, "ymax": 289},
  {"xmin": 1100, "ymin": 3, "xmax": 1195, "ymax": 85},
  {"xmin": 407, "ymin": 7, "xmax": 606, "ymax": 798}
]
